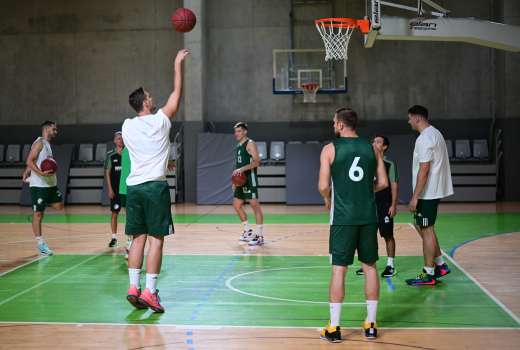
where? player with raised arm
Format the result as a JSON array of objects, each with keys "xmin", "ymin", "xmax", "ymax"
[
  {"xmin": 123, "ymin": 49, "xmax": 189, "ymax": 312},
  {"xmin": 318, "ymin": 108, "xmax": 388, "ymax": 343},
  {"xmin": 232, "ymin": 122, "xmax": 264, "ymax": 246}
]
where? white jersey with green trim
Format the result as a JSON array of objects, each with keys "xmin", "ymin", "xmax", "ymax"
[{"xmin": 29, "ymin": 137, "xmax": 57, "ymax": 188}]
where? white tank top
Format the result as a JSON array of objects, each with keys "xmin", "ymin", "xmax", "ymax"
[{"xmin": 29, "ymin": 137, "xmax": 57, "ymax": 188}]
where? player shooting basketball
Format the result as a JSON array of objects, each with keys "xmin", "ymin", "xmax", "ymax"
[
  {"xmin": 232, "ymin": 122, "xmax": 264, "ymax": 246},
  {"xmin": 123, "ymin": 48, "xmax": 189, "ymax": 313},
  {"xmin": 22, "ymin": 120, "xmax": 64, "ymax": 256}
]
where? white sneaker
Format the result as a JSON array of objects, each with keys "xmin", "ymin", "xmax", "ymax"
[
  {"xmin": 239, "ymin": 229, "xmax": 254, "ymax": 242},
  {"xmin": 248, "ymin": 235, "xmax": 264, "ymax": 246},
  {"xmin": 38, "ymin": 242, "xmax": 53, "ymax": 256}
]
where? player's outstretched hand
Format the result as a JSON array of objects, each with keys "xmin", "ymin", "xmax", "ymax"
[
  {"xmin": 175, "ymin": 49, "xmax": 190, "ymax": 65},
  {"xmin": 232, "ymin": 168, "xmax": 243, "ymax": 176}
]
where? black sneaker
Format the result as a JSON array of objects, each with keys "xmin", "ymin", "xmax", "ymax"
[
  {"xmin": 381, "ymin": 265, "xmax": 396, "ymax": 277},
  {"xmin": 108, "ymin": 238, "xmax": 117, "ymax": 248},
  {"xmin": 363, "ymin": 322, "xmax": 378, "ymax": 339},
  {"xmin": 434, "ymin": 263, "xmax": 451, "ymax": 279},
  {"xmin": 320, "ymin": 324, "xmax": 342, "ymax": 343},
  {"xmin": 355, "ymin": 268, "xmax": 364, "ymax": 276}
]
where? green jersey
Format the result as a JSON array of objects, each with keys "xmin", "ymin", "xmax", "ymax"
[
  {"xmin": 119, "ymin": 147, "xmax": 131, "ymax": 195},
  {"xmin": 330, "ymin": 137, "xmax": 377, "ymax": 225},
  {"xmin": 235, "ymin": 139, "xmax": 257, "ymax": 177}
]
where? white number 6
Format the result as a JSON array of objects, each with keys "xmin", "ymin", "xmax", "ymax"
[{"xmin": 348, "ymin": 157, "xmax": 364, "ymax": 182}]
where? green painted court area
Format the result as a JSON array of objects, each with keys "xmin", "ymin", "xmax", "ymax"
[{"xmin": 0, "ymin": 254, "xmax": 518, "ymax": 328}]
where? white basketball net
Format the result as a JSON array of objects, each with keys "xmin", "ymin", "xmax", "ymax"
[{"xmin": 315, "ymin": 20, "xmax": 356, "ymax": 61}]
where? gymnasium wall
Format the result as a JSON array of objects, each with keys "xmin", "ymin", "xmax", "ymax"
[
  {"xmin": 0, "ymin": 0, "xmax": 183, "ymax": 125},
  {"xmin": 205, "ymin": 0, "xmax": 507, "ymax": 122}
]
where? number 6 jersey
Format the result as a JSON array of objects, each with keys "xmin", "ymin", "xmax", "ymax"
[{"xmin": 330, "ymin": 137, "xmax": 377, "ymax": 225}]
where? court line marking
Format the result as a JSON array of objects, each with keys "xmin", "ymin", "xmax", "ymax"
[
  {"xmin": 0, "ymin": 321, "xmax": 517, "ymax": 330},
  {"xmin": 0, "ymin": 256, "xmax": 44, "ymax": 277},
  {"xmin": 0, "ymin": 254, "xmax": 101, "ymax": 307},
  {"xmin": 449, "ymin": 231, "xmax": 520, "ymax": 257},
  {"xmin": 225, "ymin": 266, "xmax": 365, "ymax": 305},
  {"xmin": 407, "ymin": 223, "xmax": 520, "ymax": 326}
]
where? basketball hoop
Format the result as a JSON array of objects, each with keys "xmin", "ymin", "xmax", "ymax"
[
  {"xmin": 301, "ymin": 83, "xmax": 320, "ymax": 103},
  {"xmin": 315, "ymin": 18, "xmax": 370, "ymax": 61}
]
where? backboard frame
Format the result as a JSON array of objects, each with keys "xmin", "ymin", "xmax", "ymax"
[{"xmin": 272, "ymin": 48, "xmax": 348, "ymax": 95}]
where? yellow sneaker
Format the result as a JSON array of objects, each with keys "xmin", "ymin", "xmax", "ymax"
[{"xmin": 320, "ymin": 323, "xmax": 342, "ymax": 343}]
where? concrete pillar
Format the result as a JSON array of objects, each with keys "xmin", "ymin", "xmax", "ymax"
[{"xmin": 182, "ymin": 0, "xmax": 206, "ymax": 202}]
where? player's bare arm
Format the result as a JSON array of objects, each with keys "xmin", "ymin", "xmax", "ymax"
[
  {"xmin": 409, "ymin": 162, "xmax": 430, "ymax": 212},
  {"xmin": 233, "ymin": 141, "xmax": 260, "ymax": 175},
  {"xmin": 105, "ymin": 168, "xmax": 115, "ymax": 199},
  {"xmin": 373, "ymin": 146, "xmax": 389, "ymax": 192},
  {"xmin": 21, "ymin": 166, "xmax": 31, "ymax": 183},
  {"xmin": 162, "ymin": 49, "xmax": 190, "ymax": 119},
  {"xmin": 26, "ymin": 141, "xmax": 53, "ymax": 177},
  {"xmin": 318, "ymin": 143, "xmax": 334, "ymax": 209},
  {"xmin": 389, "ymin": 181, "xmax": 398, "ymax": 217}
]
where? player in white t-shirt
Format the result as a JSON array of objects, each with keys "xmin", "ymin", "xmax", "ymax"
[
  {"xmin": 22, "ymin": 120, "xmax": 64, "ymax": 256},
  {"xmin": 122, "ymin": 48, "xmax": 189, "ymax": 313},
  {"xmin": 405, "ymin": 105, "xmax": 454, "ymax": 286}
]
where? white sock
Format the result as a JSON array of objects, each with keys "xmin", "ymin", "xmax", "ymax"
[
  {"xmin": 35, "ymin": 236, "xmax": 43, "ymax": 243},
  {"xmin": 256, "ymin": 224, "xmax": 264, "ymax": 236},
  {"xmin": 366, "ymin": 300, "xmax": 378, "ymax": 323},
  {"xmin": 329, "ymin": 303, "xmax": 342, "ymax": 327},
  {"xmin": 128, "ymin": 268, "xmax": 141, "ymax": 288},
  {"xmin": 434, "ymin": 256, "xmax": 445, "ymax": 266},
  {"xmin": 242, "ymin": 221, "xmax": 251, "ymax": 232},
  {"xmin": 386, "ymin": 257, "xmax": 394, "ymax": 267},
  {"xmin": 146, "ymin": 273, "xmax": 159, "ymax": 294},
  {"xmin": 111, "ymin": 233, "xmax": 117, "ymax": 239},
  {"xmin": 424, "ymin": 266, "xmax": 435, "ymax": 276}
]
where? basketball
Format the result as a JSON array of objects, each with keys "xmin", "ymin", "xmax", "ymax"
[
  {"xmin": 231, "ymin": 172, "xmax": 246, "ymax": 186},
  {"xmin": 171, "ymin": 8, "xmax": 196, "ymax": 33},
  {"xmin": 40, "ymin": 157, "xmax": 57, "ymax": 173}
]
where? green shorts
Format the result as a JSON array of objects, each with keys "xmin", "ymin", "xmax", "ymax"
[
  {"xmin": 233, "ymin": 172, "xmax": 259, "ymax": 201},
  {"xmin": 31, "ymin": 186, "xmax": 62, "ymax": 212},
  {"xmin": 329, "ymin": 224, "xmax": 379, "ymax": 266},
  {"xmin": 125, "ymin": 181, "xmax": 173, "ymax": 237},
  {"xmin": 414, "ymin": 199, "xmax": 440, "ymax": 228}
]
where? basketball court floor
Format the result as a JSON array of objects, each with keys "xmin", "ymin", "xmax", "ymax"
[{"xmin": 0, "ymin": 203, "xmax": 519, "ymax": 349}]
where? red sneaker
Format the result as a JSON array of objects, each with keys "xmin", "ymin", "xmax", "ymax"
[
  {"xmin": 138, "ymin": 288, "xmax": 165, "ymax": 313},
  {"xmin": 127, "ymin": 285, "xmax": 147, "ymax": 309}
]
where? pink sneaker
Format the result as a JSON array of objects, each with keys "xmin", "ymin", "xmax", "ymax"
[
  {"xmin": 138, "ymin": 288, "xmax": 165, "ymax": 313},
  {"xmin": 127, "ymin": 285, "xmax": 146, "ymax": 309}
]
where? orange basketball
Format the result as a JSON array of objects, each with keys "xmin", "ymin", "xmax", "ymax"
[
  {"xmin": 231, "ymin": 172, "xmax": 246, "ymax": 186},
  {"xmin": 40, "ymin": 157, "xmax": 57, "ymax": 173},
  {"xmin": 171, "ymin": 8, "xmax": 196, "ymax": 33}
]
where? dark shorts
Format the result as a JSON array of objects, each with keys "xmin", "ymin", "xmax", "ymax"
[
  {"xmin": 376, "ymin": 201, "xmax": 394, "ymax": 239},
  {"xmin": 31, "ymin": 186, "xmax": 62, "ymax": 212},
  {"xmin": 125, "ymin": 181, "xmax": 173, "ymax": 237},
  {"xmin": 414, "ymin": 199, "xmax": 440, "ymax": 228},
  {"xmin": 233, "ymin": 172, "xmax": 259, "ymax": 201},
  {"xmin": 329, "ymin": 224, "xmax": 379, "ymax": 266},
  {"xmin": 110, "ymin": 194, "xmax": 126, "ymax": 213}
]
